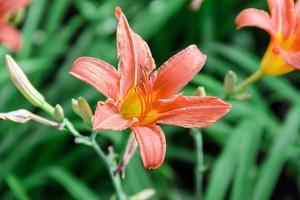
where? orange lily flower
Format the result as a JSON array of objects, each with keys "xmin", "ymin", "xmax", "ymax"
[
  {"xmin": 70, "ymin": 7, "xmax": 231, "ymax": 169},
  {"xmin": 0, "ymin": 0, "xmax": 31, "ymax": 52},
  {"xmin": 236, "ymin": 0, "xmax": 300, "ymax": 75}
]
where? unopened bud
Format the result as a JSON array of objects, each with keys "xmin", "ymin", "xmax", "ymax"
[
  {"xmin": 72, "ymin": 97, "xmax": 93, "ymax": 126},
  {"xmin": 6, "ymin": 55, "xmax": 45, "ymax": 107},
  {"xmin": 54, "ymin": 104, "xmax": 65, "ymax": 122},
  {"xmin": 0, "ymin": 109, "xmax": 61, "ymax": 129},
  {"xmin": 5, "ymin": 55, "xmax": 55, "ymax": 115},
  {"xmin": 194, "ymin": 86, "xmax": 206, "ymax": 96},
  {"xmin": 224, "ymin": 70, "xmax": 237, "ymax": 96}
]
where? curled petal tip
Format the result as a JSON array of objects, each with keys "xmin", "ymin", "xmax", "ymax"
[{"xmin": 114, "ymin": 6, "xmax": 123, "ymax": 19}]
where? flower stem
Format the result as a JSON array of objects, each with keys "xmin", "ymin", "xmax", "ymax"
[
  {"xmin": 233, "ymin": 69, "xmax": 264, "ymax": 94},
  {"xmin": 63, "ymin": 119, "xmax": 126, "ymax": 200},
  {"xmin": 191, "ymin": 128, "xmax": 204, "ymax": 200},
  {"xmin": 90, "ymin": 133, "xmax": 126, "ymax": 200}
]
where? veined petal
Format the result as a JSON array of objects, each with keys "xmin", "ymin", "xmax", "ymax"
[
  {"xmin": 155, "ymin": 95, "xmax": 231, "ymax": 128},
  {"xmin": 236, "ymin": 8, "xmax": 276, "ymax": 37},
  {"xmin": 0, "ymin": 22, "xmax": 21, "ymax": 52},
  {"xmin": 93, "ymin": 101, "xmax": 132, "ymax": 131},
  {"xmin": 268, "ymin": 0, "xmax": 296, "ymax": 36},
  {"xmin": 115, "ymin": 7, "xmax": 155, "ymax": 97},
  {"xmin": 70, "ymin": 57, "xmax": 120, "ymax": 100},
  {"xmin": 0, "ymin": 0, "xmax": 31, "ymax": 18},
  {"xmin": 278, "ymin": 49, "xmax": 300, "ymax": 69},
  {"xmin": 152, "ymin": 45, "xmax": 206, "ymax": 99},
  {"xmin": 131, "ymin": 125, "xmax": 166, "ymax": 169}
]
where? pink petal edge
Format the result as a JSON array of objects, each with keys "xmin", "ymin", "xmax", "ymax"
[
  {"xmin": 278, "ymin": 48, "xmax": 300, "ymax": 70},
  {"xmin": 131, "ymin": 125, "xmax": 166, "ymax": 169},
  {"xmin": 155, "ymin": 95, "xmax": 231, "ymax": 128},
  {"xmin": 93, "ymin": 101, "xmax": 132, "ymax": 131},
  {"xmin": 0, "ymin": 0, "xmax": 31, "ymax": 18},
  {"xmin": 0, "ymin": 22, "xmax": 21, "ymax": 52},
  {"xmin": 115, "ymin": 7, "xmax": 155, "ymax": 97},
  {"xmin": 153, "ymin": 45, "xmax": 206, "ymax": 99},
  {"xmin": 236, "ymin": 8, "xmax": 276, "ymax": 37},
  {"xmin": 70, "ymin": 57, "xmax": 121, "ymax": 100}
]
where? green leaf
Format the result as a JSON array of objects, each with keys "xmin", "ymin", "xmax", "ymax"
[{"xmin": 48, "ymin": 167, "xmax": 101, "ymax": 200}]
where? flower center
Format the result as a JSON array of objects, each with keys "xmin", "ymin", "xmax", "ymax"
[
  {"xmin": 119, "ymin": 86, "xmax": 158, "ymax": 125},
  {"xmin": 119, "ymin": 87, "xmax": 147, "ymax": 119},
  {"xmin": 260, "ymin": 33, "xmax": 296, "ymax": 76}
]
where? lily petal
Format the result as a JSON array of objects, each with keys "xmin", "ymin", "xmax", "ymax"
[
  {"xmin": 156, "ymin": 95, "xmax": 231, "ymax": 128},
  {"xmin": 0, "ymin": 22, "xmax": 21, "ymax": 52},
  {"xmin": 297, "ymin": 1, "xmax": 300, "ymax": 13},
  {"xmin": 268, "ymin": 0, "xmax": 296, "ymax": 36},
  {"xmin": 131, "ymin": 125, "xmax": 166, "ymax": 169},
  {"xmin": 93, "ymin": 101, "xmax": 132, "ymax": 131},
  {"xmin": 153, "ymin": 45, "xmax": 206, "ymax": 99},
  {"xmin": 70, "ymin": 57, "xmax": 120, "ymax": 100},
  {"xmin": 115, "ymin": 7, "xmax": 155, "ymax": 97},
  {"xmin": 0, "ymin": 0, "xmax": 31, "ymax": 18},
  {"xmin": 278, "ymin": 49, "xmax": 300, "ymax": 69},
  {"xmin": 236, "ymin": 8, "xmax": 276, "ymax": 37}
]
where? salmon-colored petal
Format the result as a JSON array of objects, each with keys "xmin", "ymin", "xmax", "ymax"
[
  {"xmin": 268, "ymin": 0, "xmax": 296, "ymax": 36},
  {"xmin": 0, "ymin": 22, "xmax": 21, "ymax": 52},
  {"xmin": 70, "ymin": 57, "xmax": 120, "ymax": 100},
  {"xmin": 131, "ymin": 125, "xmax": 166, "ymax": 169},
  {"xmin": 278, "ymin": 49, "xmax": 300, "ymax": 69},
  {"xmin": 0, "ymin": 0, "xmax": 31, "ymax": 18},
  {"xmin": 236, "ymin": 8, "xmax": 276, "ymax": 37},
  {"xmin": 93, "ymin": 101, "xmax": 132, "ymax": 131},
  {"xmin": 155, "ymin": 95, "xmax": 231, "ymax": 128},
  {"xmin": 297, "ymin": 1, "xmax": 300, "ymax": 13},
  {"xmin": 152, "ymin": 45, "xmax": 206, "ymax": 99},
  {"xmin": 115, "ymin": 7, "xmax": 155, "ymax": 97}
]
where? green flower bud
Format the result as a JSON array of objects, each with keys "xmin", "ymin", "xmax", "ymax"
[{"xmin": 224, "ymin": 70, "xmax": 237, "ymax": 96}]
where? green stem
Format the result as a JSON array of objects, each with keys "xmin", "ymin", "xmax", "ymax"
[
  {"xmin": 233, "ymin": 69, "xmax": 264, "ymax": 94},
  {"xmin": 40, "ymin": 101, "xmax": 55, "ymax": 117},
  {"xmin": 63, "ymin": 120, "xmax": 126, "ymax": 200},
  {"xmin": 192, "ymin": 129, "xmax": 204, "ymax": 200},
  {"xmin": 90, "ymin": 133, "xmax": 126, "ymax": 200}
]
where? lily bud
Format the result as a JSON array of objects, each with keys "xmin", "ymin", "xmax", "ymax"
[
  {"xmin": 5, "ymin": 55, "xmax": 55, "ymax": 115},
  {"xmin": 194, "ymin": 86, "xmax": 206, "ymax": 96},
  {"xmin": 72, "ymin": 97, "xmax": 93, "ymax": 126},
  {"xmin": 224, "ymin": 70, "xmax": 237, "ymax": 96},
  {"xmin": 54, "ymin": 104, "xmax": 65, "ymax": 122},
  {"xmin": 5, "ymin": 55, "xmax": 45, "ymax": 107},
  {"xmin": 0, "ymin": 109, "xmax": 61, "ymax": 129}
]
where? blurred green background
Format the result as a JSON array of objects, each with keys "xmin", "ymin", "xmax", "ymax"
[{"xmin": 0, "ymin": 0, "xmax": 300, "ymax": 199}]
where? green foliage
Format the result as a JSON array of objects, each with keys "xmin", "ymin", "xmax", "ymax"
[{"xmin": 0, "ymin": 0, "xmax": 299, "ymax": 199}]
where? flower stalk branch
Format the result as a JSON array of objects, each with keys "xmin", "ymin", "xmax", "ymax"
[
  {"xmin": 63, "ymin": 119, "xmax": 126, "ymax": 200},
  {"xmin": 191, "ymin": 128, "xmax": 204, "ymax": 200}
]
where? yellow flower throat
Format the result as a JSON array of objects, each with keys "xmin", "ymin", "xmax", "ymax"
[{"xmin": 119, "ymin": 86, "xmax": 158, "ymax": 125}]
